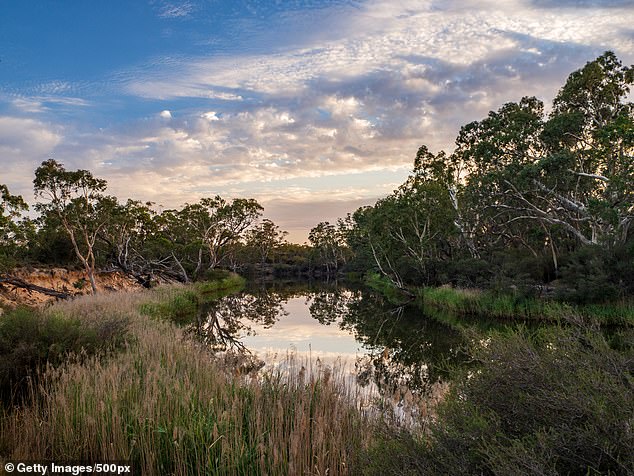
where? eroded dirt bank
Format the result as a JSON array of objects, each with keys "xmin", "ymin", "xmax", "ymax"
[{"xmin": 0, "ymin": 268, "xmax": 143, "ymax": 308}]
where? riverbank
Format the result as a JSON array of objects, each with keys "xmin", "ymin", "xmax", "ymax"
[
  {"xmin": 359, "ymin": 273, "xmax": 634, "ymax": 475},
  {"xmin": 418, "ymin": 286, "xmax": 634, "ymax": 327},
  {"xmin": 0, "ymin": 267, "xmax": 144, "ymax": 309},
  {"xmin": 0, "ymin": 273, "xmax": 375, "ymax": 475},
  {"xmin": 365, "ymin": 273, "xmax": 634, "ymax": 327}
]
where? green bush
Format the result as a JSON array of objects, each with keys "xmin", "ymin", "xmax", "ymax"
[
  {"xmin": 0, "ymin": 307, "xmax": 130, "ymax": 402},
  {"xmin": 412, "ymin": 324, "xmax": 634, "ymax": 475},
  {"xmin": 361, "ymin": 323, "xmax": 633, "ymax": 475},
  {"xmin": 557, "ymin": 246, "xmax": 621, "ymax": 304}
]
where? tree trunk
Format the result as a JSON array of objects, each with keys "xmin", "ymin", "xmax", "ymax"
[
  {"xmin": 86, "ymin": 267, "xmax": 98, "ymax": 294},
  {"xmin": 0, "ymin": 276, "xmax": 71, "ymax": 299}
]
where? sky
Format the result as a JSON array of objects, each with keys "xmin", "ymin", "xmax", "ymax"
[{"xmin": 1, "ymin": 0, "xmax": 633, "ymax": 242}]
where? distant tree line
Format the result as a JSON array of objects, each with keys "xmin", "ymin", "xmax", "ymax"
[
  {"xmin": 1, "ymin": 159, "xmax": 326, "ymax": 293},
  {"xmin": 315, "ymin": 52, "xmax": 634, "ymax": 303}
]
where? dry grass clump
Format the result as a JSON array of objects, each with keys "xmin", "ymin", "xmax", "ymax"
[{"xmin": 1, "ymin": 284, "xmax": 373, "ymax": 475}]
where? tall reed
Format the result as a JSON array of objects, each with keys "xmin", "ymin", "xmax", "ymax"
[{"xmin": 1, "ymin": 284, "xmax": 373, "ymax": 475}]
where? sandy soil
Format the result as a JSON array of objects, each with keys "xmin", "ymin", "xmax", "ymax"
[{"xmin": 0, "ymin": 268, "xmax": 143, "ymax": 309}]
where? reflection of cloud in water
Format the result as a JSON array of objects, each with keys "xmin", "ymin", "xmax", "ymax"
[
  {"xmin": 201, "ymin": 284, "xmax": 463, "ymax": 428},
  {"xmin": 252, "ymin": 347, "xmax": 361, "ymax": 364},
  {"xmin": 240, "ymin": 296, "xmax": 365, "ymax": 356}
]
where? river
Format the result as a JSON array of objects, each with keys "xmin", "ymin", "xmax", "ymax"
[{"xmin": 188, "ymin": 280, "xmax": 468, "ymax": 424}]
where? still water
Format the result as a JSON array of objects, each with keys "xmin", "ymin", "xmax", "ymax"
[{"xmin": 189, "ymin": 281, "xmax": 467, "ymax": 421}]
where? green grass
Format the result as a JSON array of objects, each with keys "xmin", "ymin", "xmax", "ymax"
[
  {"xmin": 418, "ymin": 286, "xmax": 634, "ymax": 326},
  {"xmin": 139, "ymin": 273, "xmax": 245, "ymax": 325}
]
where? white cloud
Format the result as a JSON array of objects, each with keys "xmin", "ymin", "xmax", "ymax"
[
  {"xmin": 158, "ymin": 1, "xmax": 194, "ymax": 18},
  {"xmin": 0, "ymin": 116, "xmax": 62, "ymax": 196},
  {"xmin": 5, "ymin": 0, "xmax": 633, "ymax": 239},
  {"xmin": 125, "ymin": 0, "xmax": 634, "ymax": 101}
]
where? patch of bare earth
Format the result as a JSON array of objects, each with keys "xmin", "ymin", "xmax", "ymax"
[{"xmin": 0, "ymin": 268, "xmax": 143, "ymax": 309}]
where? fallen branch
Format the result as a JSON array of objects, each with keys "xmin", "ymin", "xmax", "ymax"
[{"xmin": 0, "ymin": 276, "xmax": 72, "ymax": 300}]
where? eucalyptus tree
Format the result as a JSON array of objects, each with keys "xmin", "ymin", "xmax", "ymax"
[
  {"xmin": 308, "ymin": 221, "xmax": 349, "ymax": 275},
  {"xmin": 98, "ymin": 199, "xmax": 159, "ymax": 286},
  {"xmin": 245, "ymin": 218, "xmax": 288, "ymax": 268},
  {"xmin": 33, "ymin": 160, "xmax": 114, "ymax": 294},
  {"xmin": 346, "ymin": 171, "xmax": 456, "ymax": 287},
  {"xmin": 0, "ymin": 185, "xmax": 29, "ymax": 271},
  {"xmin": 188, "ymin": 196, "xmax": 263, "ymax": 273},
  {"xmin": 158, "ymin": 196, "xmax": 263, "ymax": 280},
  {"xmin": 455, "ymin": 52, "xmax": 633, "ymax": 259}
]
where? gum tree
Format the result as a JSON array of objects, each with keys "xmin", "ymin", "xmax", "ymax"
[
  {"xmin": 33, "ymin": 159, "xmax": 112, "ymax": 294},
  {"xmin": 0, "ymin": 184, "xmax": 29, "ymax": 272}
]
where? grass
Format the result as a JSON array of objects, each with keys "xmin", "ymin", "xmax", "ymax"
[
  {"xmin": 139, "ymin": 273, "xmax": 245, "ymax": 325},
  {"xmin": 418, "ymin": 286, "xmax": 634, "ymax": 326},
  {"xmin": 0, "ymin": 277, "xmax": 374, "ymax": 475},
  {"xmin": 364, "ymin": 271, "xmax": 634, "ymax": 326},
  {"xmin": 2, "ymin": 273, "xmax": 632, "ymax": 475}
]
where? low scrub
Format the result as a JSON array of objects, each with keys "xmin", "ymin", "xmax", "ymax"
[
  {"xmin": 0, "ymin": 303, "xmax": 130, "ymax": 403},
  {"xmin": 361, "ymin": 323, "xmax": 634, "ymax": 475}
]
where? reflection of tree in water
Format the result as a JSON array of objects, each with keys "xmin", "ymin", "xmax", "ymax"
[
  {"xmin": 189, "ymin": 290, "xmax": 289, "ymax": 351},
  {"xmin": 309, "ymin": 288, "xmax": 359, "ymax": 325},
  {"xmin": 308, "ymin": 288, "xmax": 465, "ymax": 398},
  {"xmin": 190, "ymin": 280, "xmax": 466, "ymax": 404}
]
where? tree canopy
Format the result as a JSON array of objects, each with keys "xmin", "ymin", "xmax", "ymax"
[{"xmin": 342, "ymin": 52, "xmax": 633, "ymax": 300}]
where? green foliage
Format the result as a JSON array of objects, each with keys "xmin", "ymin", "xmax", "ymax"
[
  {"xmin": 0, "ymin": 184, "xmax": 31, "ymax": 272},
  {"xmin": 361, "ymin": 324, "xmax": 634, "ymax": 475},
  {"xmin": 0, "ymin": 307, "xmax": 130, "ymax": 402},
  {"xmin": 244, "ymin": 218, "xmax": 288, "ymax": 267},
  {"xmin": 557, "ymin": 246, "xmax": 620, "ymax": 304},
  {"xmin": 309, "ymin": 220, "xmax": 350, "ymax": 274},
  {"xmin": 140, "ymin": 290, "xmax": 200, "ymax": 325},
  {"xmin": 426, "ymin": 325, "xmax": 634, "ymax": 475}
]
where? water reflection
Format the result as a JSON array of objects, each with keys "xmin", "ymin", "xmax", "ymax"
[
  {"xmin": 189, "ymin": 281, "xmax": 466, "ymax": 407},
  {"xmin": 191, "ymin": 290, "xmax": 287, "ymax": 351}
]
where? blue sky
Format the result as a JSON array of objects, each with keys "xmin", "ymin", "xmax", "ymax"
[{"xmin": 1, "ymin": 0, "xmax": 633, "ymax": 241}]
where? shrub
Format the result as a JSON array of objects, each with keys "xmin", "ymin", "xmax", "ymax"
[
  {"xmin": 417, "ymin": 324, "xmax": 634, "ymax": 475},
  {"xmin": 556, "ymin": 246, "xmax": 620, "ymax": 304},
  {"xmin": 0, "ymin": 307, "xmax": 130, "ymax": 402}
]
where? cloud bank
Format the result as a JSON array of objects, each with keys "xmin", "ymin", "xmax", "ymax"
[{"xmin": 2, "ymin": 0, "xmax": 633, "ymax": 241}]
